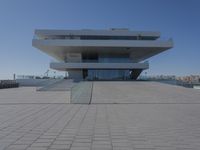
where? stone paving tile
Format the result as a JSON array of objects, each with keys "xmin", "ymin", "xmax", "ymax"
[
  {"xmin": 70, "ymin": 147, "xmax": 90, "ymax": 150},
  {"xmin": 6, "ymin": 144, "xmax": 29, "ymax": 150},
  {"xmin": 27, "ymin": 147, "xmax": 48, "ymax": 150},
  {"xmin": 49, "ymin": 144, "xmax": 71, "ymax": 149}
]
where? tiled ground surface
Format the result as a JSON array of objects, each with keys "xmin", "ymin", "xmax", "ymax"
[
  {"xmin": 0, "ymin": 87, "xmax": 70, "ymax": 104},
  {"xmin": 92, "ymin": 81, "xmax": 200, "ymax": 103},
  {"xmin": 0, "ymin": 82, "xmax": 200, "ymax": 150},
  {"xmin": 1, "ymin": 104, "xmax": 200, "ymax": 150}
]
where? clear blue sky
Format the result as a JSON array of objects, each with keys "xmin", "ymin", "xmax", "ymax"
[{"xmin": 0, "ymin": 0, "xmax": 200, "ymax": 79}]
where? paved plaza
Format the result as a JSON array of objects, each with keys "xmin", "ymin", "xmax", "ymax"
[
  {"xmin": 0, "ymin": 87, "xmax": 70, "ymax": 104},
  {"xmin": 92, "ymin": 81, "xmax": 200, "ymax": 104},
  {"xmin": 0, "ymin": 82, "xmax": 200, "ymax": 150}
]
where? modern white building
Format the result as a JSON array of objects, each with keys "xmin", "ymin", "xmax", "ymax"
[{"xmin": 33, "ymin": 28, "xmax": 173, "ymax": 80}]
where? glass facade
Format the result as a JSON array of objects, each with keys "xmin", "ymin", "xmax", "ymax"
[
  {"xmin": 87, "ymin": 69, "xmax": 130, "ymax": 80},
  {"xmin": 82, "ymin": 53, "xmax": 132, "ymax": 80}
]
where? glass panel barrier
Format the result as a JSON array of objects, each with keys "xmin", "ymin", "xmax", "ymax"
[{"xmin": 70, "ymin": 82, "xmax": 93, "ymax": 104}]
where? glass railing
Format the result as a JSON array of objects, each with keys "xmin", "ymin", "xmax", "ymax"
[
  {"xmin": 155, "ymin": 37, "xmax": 173, "ymax": 41},
  {"xmin": 0, "ymin": 80, "xmax": 19, "ymax": 89},
  {"xmin": 70, "ymin": 81, "xmax": 93, "ymax": 104},
  {"xmin": 33, "ymin": 34, "xmax": 172, "ymax": 42}
]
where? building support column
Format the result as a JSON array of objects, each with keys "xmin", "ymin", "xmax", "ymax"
[
  {"xmin": 82, "ymin": 69, "xmax": 88, "ymax": 79},
  {"xmin": 130, "ymin": 69, "xmax": 142, "ymax": 80},
  {"xmin": 68, "ymin": 70, "xmax": 83, "ymax": 81}
]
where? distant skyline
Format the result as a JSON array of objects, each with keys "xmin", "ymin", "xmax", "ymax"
[{"xmin": 0, "ymin": 0, "xmax": 200, "ymax": 79}]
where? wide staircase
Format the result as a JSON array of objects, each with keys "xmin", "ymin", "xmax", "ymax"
[
  {"xmin": 37, "ymin": 79, "xmax": 75, "ymax": 91},
  {"xmin": 37, "ymin": 79, "xmax": 94, "ymax": 104}
]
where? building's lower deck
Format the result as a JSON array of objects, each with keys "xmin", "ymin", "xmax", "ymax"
[{"xmin": 50, "ymin": 62, "xmax": 149, "ymax": 80}]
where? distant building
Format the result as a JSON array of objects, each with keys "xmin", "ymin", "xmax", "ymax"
[{"xmin": 33, "ymin": 28, "xmax": 173, "ymax": 80}]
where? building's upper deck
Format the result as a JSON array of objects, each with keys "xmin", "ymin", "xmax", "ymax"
[
  {"xmin": 35, "ymin": 28, "xmax": 160, "ymax": 40},
  {"xmin": 33, "ymin": 28, "xmax": 173, "ymax": 62}
]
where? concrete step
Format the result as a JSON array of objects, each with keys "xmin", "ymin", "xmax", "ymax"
[{"xmin": 37, "ymin": 79, "xmax": 75, "ymax": 91}]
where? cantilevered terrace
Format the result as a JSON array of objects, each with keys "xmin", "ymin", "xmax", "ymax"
[{"xmin": 33, "ymin": 29, "xmax": 173, "ymax": 80}]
